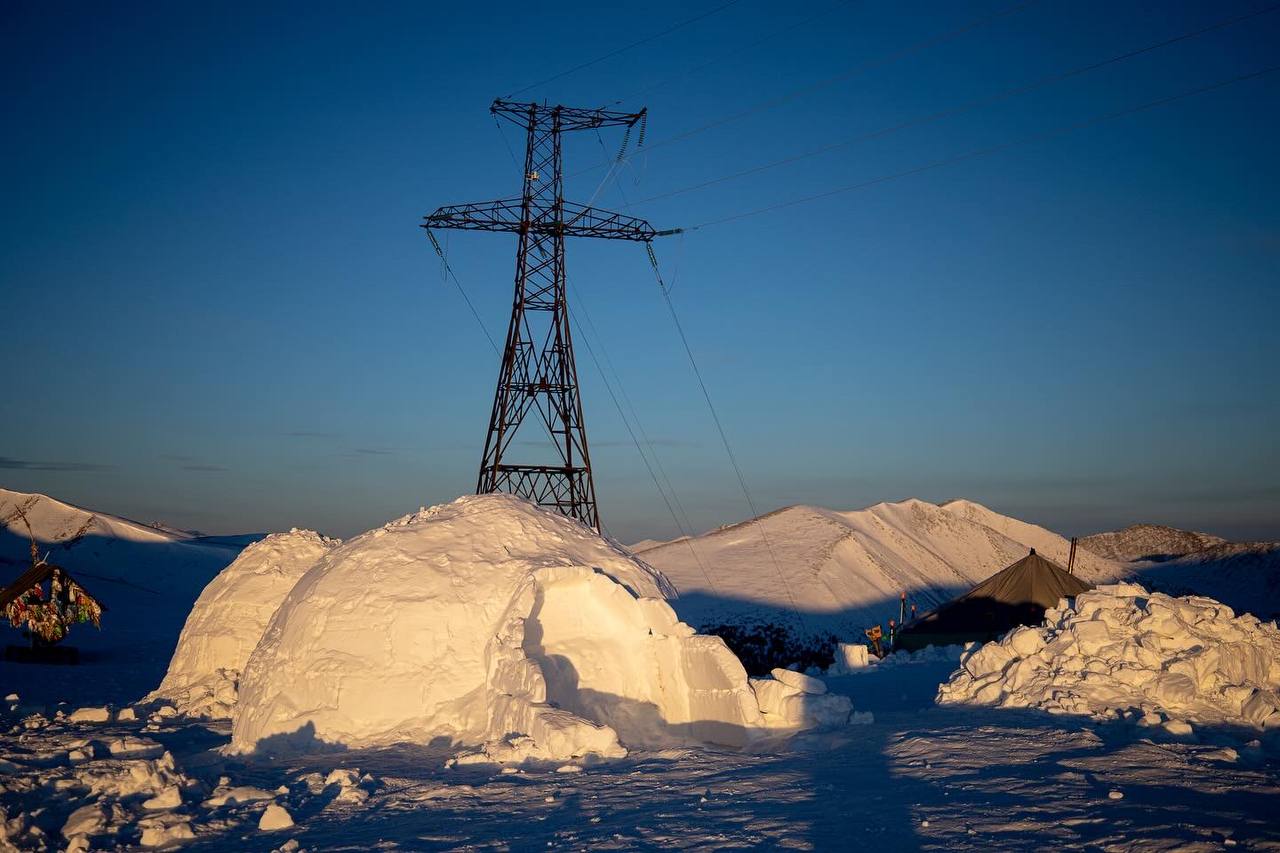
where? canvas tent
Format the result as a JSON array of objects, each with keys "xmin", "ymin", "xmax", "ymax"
[{"xmin": 896, "ymin": 549, "xmax": 1091, "ymax": 651}]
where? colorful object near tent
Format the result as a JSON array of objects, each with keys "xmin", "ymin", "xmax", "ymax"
[
  {"xmin": 896, "ymin": 549, "xmax": 1092, "ymax": 652},
  {"xmin": 1, "ymin": 562, "xmax": 105, "ymax": 644}
]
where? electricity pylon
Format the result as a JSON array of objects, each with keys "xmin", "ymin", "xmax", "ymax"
[{"xmin": 423, "ymin": 99, "xmax": 657, "ymax": 531}]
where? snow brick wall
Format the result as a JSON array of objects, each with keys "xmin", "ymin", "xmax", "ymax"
[{"xmin": 149, "ymin": 529, "xmax": 341, "ymax": 718}]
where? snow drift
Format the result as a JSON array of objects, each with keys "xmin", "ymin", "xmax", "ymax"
[
  {"xmin": 231, "ymin": 495, "xmax": 847, "ymax": 760},
  {"xmin": 149, "ymin": 529, "xmax": 340, "ymax": 718},
  {"xmin": 937, "ymin": 583, "xmax": 1280, "ymax": 732}
]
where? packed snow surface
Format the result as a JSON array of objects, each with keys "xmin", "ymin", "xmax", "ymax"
[
  {"xmin": 149, "ymin": 528, "xmax": 341, "ymax": 718},
  {"xmin": 232, "ymin": 495, "xmax": 846, "ymax": 760},
  {"xmin": 938, "ymin": 583, "xmax": 1280, "ymax": 730}
]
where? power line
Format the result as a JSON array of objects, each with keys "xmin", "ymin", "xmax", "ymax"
[
  {"xmin": 568, "ymin": 0, "xmax": 1040, "ymax": 180},
  {"xmin": 566, "ymin": 289, "xmax": 722, "ymax": 595},
  {"xmin": 645, "ymin": 243, "xmax": 808, "ymax": 632},
  {"xmin": 610, "ymin": 0, "xmax": 858, "ymax": 106},
  {"xmin": 625, "ymin": 2, "xmax": 1280, "ymax": 208},
  {"xmin": 673, "ymin": 63, "xmax": 1280, "ymax": 233},
  {"xmin": 505, "ymin": 0, "xmax": 747, "ymax": 99},
  {"xmin": 424, "ymin": 228, "xmax": 499, "ymax": 353}
]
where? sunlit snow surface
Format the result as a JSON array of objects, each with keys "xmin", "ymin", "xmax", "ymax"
[{"xmin": 2, "ymin": 657, "xmax": 1277, "ymax": 850}]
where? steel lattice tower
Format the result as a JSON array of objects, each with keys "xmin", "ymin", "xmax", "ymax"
[{"xmin": 423, "ymin": 100, "xmax": 657, "ymax": 531}]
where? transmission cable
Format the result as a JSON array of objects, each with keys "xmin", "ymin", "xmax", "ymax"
[
  {"xmin": 625, "ymin": 2, "xmax": 1280, "ymax": 208},
  {"xmin": 424, "ymin": 228, "xmax": 500, "ymax": 353},
  {"xmin": 582, "ymin": 135, "xmax": 703, "ymax": 542},
  {"xmin": 565, "ymin": 292, "xmax": 722, "ymax": 595},
  {"xmin": 505, "ymin": 0, "xmax": 746, "ymax": 99},
  {"xmin": 568, "ymin": 0, "xmax": 1040, "ymax": 179},
  {"xmin": 610, "ymin": 0, "xmax": 857, "ymax": 106},
  {"xmin": 668, "ymin": 63, "xmax": 1280, "ymax": 233},
  {"xmin": 645, "ymin": 243, "xmax": 809, "ymax": 632}
]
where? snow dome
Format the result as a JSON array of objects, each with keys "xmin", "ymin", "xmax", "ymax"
[
  {"xmin": 150, "ymin": 529, "xmax": 340, "ymax": 718},
  {"xmin": 230, "ymin": 495, "xmax": 847, "ymax": 760}
]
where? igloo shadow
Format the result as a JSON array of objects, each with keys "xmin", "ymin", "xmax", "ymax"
[{"xmin": 245, "ymin": 721, "xmax": 347, "ymax": 759}]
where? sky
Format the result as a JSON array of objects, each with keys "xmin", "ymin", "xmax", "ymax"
[{"xmin": 2, "ymin": 0, "xmax": 1278, "ymax": 544}]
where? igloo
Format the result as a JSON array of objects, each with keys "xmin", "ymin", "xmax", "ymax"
[
  {"xmin": 150, "ymin": 529, "xmax": 340, "ymax": 718},
  {"xmin": 230, "ymin": 495, "xmax": 848, "ymax": 759}
]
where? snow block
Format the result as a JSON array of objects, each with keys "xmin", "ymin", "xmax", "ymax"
[
  {"xmin": 68, "ymin": 706, "xmax": 111, "ymax": 724},
  {"xmin": 770, "ymin": 668, "xmax": 827, "ymax": 695},
  {"xmin": 831, "ymin": 642, "xmax": 870, "ymax": 672}
]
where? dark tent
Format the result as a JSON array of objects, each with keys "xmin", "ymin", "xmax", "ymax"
[{"xmin": 896, "ymin": 549, "xmax": 1091, "ymax": 651}]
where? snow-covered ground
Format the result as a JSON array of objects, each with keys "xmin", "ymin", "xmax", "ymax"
[
  {"xmin": 4, "ymin": 488, "xmax": 1278, "ymax": 850},
  {"xmin": 3, "ymin": 652, "xmax": 1277, "ymax": 851}
]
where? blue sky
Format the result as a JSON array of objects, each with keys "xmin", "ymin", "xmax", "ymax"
[{"xmin": 2, "ymin": 0, "xmax": 1277, "ymax": 543}]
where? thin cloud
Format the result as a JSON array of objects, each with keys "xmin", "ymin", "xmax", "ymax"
[
  {"xmin": 285, "ymin": 431, "xmax": 339, "ymax": 439},
  {"xmin": 0, "ymin": 456, "xmax": 114, "ymax": 472},
  {"xmin": 181, "ymin": 464, "xmax": 229, "ymax": 472},
  {"xmin": 353, "ymin": 449, "xmax": 395, "ymax": 456},
  {"xmin": 160, "ymin": 454, "xmax": 196, "ymax": 462}
]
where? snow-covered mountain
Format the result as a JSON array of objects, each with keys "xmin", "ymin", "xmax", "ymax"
[
  {"xmin": 633, "ymin": 498, "xmax": 1126, "ymax": 640},
  {"xmin": 1078, "ymin": 521, "xmax": 1279, "ymax": 620},
  {"xmin": 1134, "ymin": 541, "xmax": 1280, "ymax": 620},
  {"xmin": 0, "ymin": 488, "xmax": 253, "ymax": 595},
  {"xmin": 0, "ymin": 488, "xmax": 256, "ymax": 704},
  {"xmin": 1078, "ymin": 523, "xmax": 1226, "ymax": 563}
]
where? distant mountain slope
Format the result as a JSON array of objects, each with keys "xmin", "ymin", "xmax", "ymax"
[
  {"xmin": 0, "ymin": 487, "xmax": 256, "ymax": 705},
  {"xmin": 1136, "ymin": 542, "xmax": 1280, "ymax": 620},
  {"xmin": 1078, "ymin": 523, "xmax": 1226, "ymax": 563},
  {"xmin": 1078, "ymin": 521, "xmax": 1278, "ymax": 620},
  {"xmin": 634, "ymin": 498, "xmax": 1126, "ymax": 640},
  {"xmin": 940, "ymin": 499, "xmax": 1120, "ymax": 581}
]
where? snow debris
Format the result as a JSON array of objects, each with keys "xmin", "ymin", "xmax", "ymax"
[
  {"xmin": 150, "ymin": 528, "xmax": 341, "ymax": 719},
  {"xmin": 232, "ymin": 495, "xmax": 850, "ymax": 760},
  {"xmin": 67, "ymin": 706, "xmax": 110, "ymax": 724},
  {"xmin": 258, "ymin": 803, "xmax": 294, "ymax": 831},
  {"xmin": 321, "ymin": 768, "xmax": 371, "ymax": 805},
  {"xmin": 138, "ymin": 813, "xmax": 195, "ymax": 847},
  {"xmin": 937, "ymin": 584, "xmax": 1280, "ymax": 730},
  {"xmin": 62, "ymin": 802, "xmax": 107, "ymax": 838},
  {"xmin": 770, "ymin": 667, "xmax": 827, "ymax": 694},
  {"xmin": 203, "ymin": 785, "xmax": 276, "ymax": 807},
  {"xmin": 142, "ymin": 785, "xmax": 182, "ymax": 810},
  {"xmin": 107, "ymin": 735, "xmax": 164, "ymax": 758},
  {"xmin": 749, "ymin": 676, "xmax": 852, "ymax": 729}
]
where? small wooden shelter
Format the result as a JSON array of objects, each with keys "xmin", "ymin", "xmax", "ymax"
[{"xmin": 1, "ymin": 561, "xmax": 105, "ymax": 647}]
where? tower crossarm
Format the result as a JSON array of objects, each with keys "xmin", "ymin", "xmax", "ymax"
[
  {"xmin": 491, "ymin": 99, "xmax": 646, "ymax": 132},
  {"xmin": 423, "ymin": 199, "xmax": 656, "ymax": 242}
]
